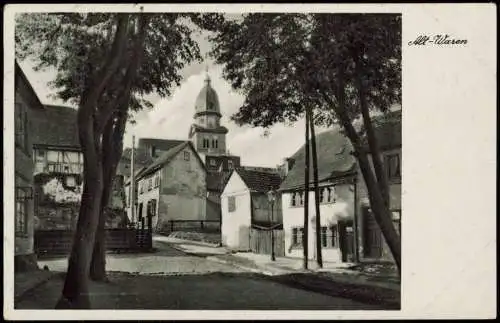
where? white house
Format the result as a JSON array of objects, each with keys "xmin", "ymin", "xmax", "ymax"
[
  {"xmin": 279, "ymin": 129, "xmax": 358, "ymax": 263},
  {"xmin": 279, "ymin": 111, "xmax": 402, "ymax": 264},
  {"xmin": 221, "ymin": 168, "xmax": 283, "ymax": 251}
]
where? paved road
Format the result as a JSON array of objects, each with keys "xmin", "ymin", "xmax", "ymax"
[
  {"xmin": 23, "ymin": 239, "xmax": 387, "ymax": 310},
  {"xmin": 37, "ymin": 240, "xmax": 244, "ymax": 275},
  {"xmin": 17, "ymin": 271, "xmax": 383, "ymax": 310}
]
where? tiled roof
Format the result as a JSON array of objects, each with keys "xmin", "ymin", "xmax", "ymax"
[
  {"xmin": 207, "ymin": 171, "xmax": 233, "ymax": 192},
  {"xmin": 137, "ymin": 141, "xmax": 205, "ymax": 179},
  {"xmin": 121, "ymin": 147, "xmax": 154, "ymax": 166},
  {"xmin": 279, "ymin": 111, "xmax": 402, "ymax": 191},
  {"xmin": 236, "ymin": 168, "xmax": 283, "ymax": 193},
  {"xmin": 137, "ymin": 138, "xmax": 186, "ymax": 152},
  {"xmin": 365, "ymin": 110, "xmax": 402, "ymax": 151},
  {"xmin": 15, "ymin": 61, "xmax": 43, "ymax": 110},
  {"xmin": 32, "ymin": 105, "xmax": 80, "ymax": 148}
]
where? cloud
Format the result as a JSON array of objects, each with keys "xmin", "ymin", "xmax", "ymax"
[
  {"xmin": 123, "ymin": 64, "xmax": 326, "ymax": 168},
  {"xmin": 19, "ymin": 51, "xmax": 328, "ymax": 169}
]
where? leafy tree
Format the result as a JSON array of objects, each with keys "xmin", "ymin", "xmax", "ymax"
[
  {"xmin": 16, "ymin": 11, "xmax": 225, "ymax": 308},
  {"xmin": 209, "ymin": 13, "xmax": 401, "ymax": 274}
]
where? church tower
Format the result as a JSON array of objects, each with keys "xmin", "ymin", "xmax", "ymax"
[{"xmin": 188, "ymin": 68, "xmax": 229, "ymax": 163}]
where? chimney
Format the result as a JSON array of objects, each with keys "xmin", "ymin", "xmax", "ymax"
[{"xmin": 285, "ymin": 157, "xmax": 295, "ymax": 172}]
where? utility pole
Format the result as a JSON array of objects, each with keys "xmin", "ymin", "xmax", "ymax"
[{"xmin": 130, "ymin": 135, "xmax": 136, "ymax": 225}]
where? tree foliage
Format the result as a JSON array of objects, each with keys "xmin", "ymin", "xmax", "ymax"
[
  {"xmin": 16, "ymin": 12, "xmax": 223, "ymax": 113},
  {"xmin": 209, "ymin": 13, "xmax": 402, "ymax": 272},
  {"xmin": 15, "ymin": 12, "xmax": 225, "ymax": 308}
]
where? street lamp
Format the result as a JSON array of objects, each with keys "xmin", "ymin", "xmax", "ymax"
[{"xmin": 267, "ymin": 188, "xmax": 277, "ymax": 261}]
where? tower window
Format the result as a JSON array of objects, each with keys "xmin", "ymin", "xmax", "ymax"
[{"xmin": 203, "ymin": 138, "xmax": 210, "ymax": 148}]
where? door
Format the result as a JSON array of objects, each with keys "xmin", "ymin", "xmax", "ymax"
[
  {"xmin": 362, "ymin": 207, "xmax": 382, "ymax": 258},
  {"xmin": 338, "ymin": 220, "xmax": 355, "ymax": 262}
]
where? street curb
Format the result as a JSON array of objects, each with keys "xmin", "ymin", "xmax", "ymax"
[
  {"xmin": 205, "ymin": 256, "xmax": 278, "ymax": 276},
  {"xmin": 153, "ymin": 235, "xmax": 221, "ymax": 248},
  {"xmin": 14, "ymin": 271, "xmax": 57, "ymax": 303}
]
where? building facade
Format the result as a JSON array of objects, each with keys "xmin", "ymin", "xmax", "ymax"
[
  {"xmin": 279, "ymin": 111, "xmax": 402, "ymax": 264},
  {"xmin": 31, "ymin": 104, "xmax": 127, "ymax": 231},
  {"xmin": 221, "ymin": 168, "xmax": 283, "ymax": 250},
  {"xmin": 134, "ymin": 141, "xmax": 207, "ymax": 232},
  {"xmin": 14, "ymin": 61, "xmax": 44, "ymax": 271}
]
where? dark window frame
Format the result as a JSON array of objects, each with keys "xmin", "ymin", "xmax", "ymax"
[
  {"xmin": 15, "ymin": 187, "xmax": 28, "ymax": 236},
  {"xmin": 228, "ymin": 196, "xmax": 236, "ymax": 212},
  {"xmin": 385, "ymin": 153, "xmax": 401, "ymax": 182}
]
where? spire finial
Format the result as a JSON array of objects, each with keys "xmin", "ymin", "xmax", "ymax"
[{"xmin": 204, "ymin": 64, "xmax": 211, "ymax": 84}]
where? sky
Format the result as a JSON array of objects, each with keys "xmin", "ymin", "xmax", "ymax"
[{"xmin": 18, "ymin": 26, "xmax": 327, "ymax": 168}]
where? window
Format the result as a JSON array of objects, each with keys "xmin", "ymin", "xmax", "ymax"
[
  {"xmin": 15, "ymin": 188, "xmax": 28, "ymax": 236},
  {"xmin": 210, "ymin": 159, "xmax": 217, "ymax": 166},
  {"xmin": 228, "ymin": 160, "xmax": 233, "ymax": 170},
  {"xmin": 139, "ymin": 181, "xmax": 144, "ymax": 194},
  {"xmin": 320, "ymin": 225, "xmax": 338, "ymax": 248},
  {"xmin": 148, "ymin": 178, "xmax": 153, "ymax": 191},
  {"xmin": 215, "ymin": 139, "xmax": 218, "ymax": 149},
  {"xmin": 36, "ymin": 149, "xmax": 45, "ymax": 161},
  {"xmin": 66, "ymin": 176, "xmax": 76, "ymax": 188},
  {"xmin": 203, "ymin": 138, "xmax": 209, "ymax": 148},
  {"xmin": 149, "ymin": 199, "xmax": 157, "ymax": 217},
  {"xmin": 15, "ymin": 103, "xmax": 28, "ymax": 150},
  {"xmin": 392, "ymin": 210, "xmax": 401, "ymax": 236},
  {"xmin": 290, "ymin": 191, "xmax": 306, "ymax": 207},
  {"xmin": 228, "ymin": 196, "xmax": 236, "ymax": 212},
  {"xmin": 184, "ymin": 151, "xmax": 190, "ymax": 161},
  {"xmin": 292, "ymin": 227, "xmax": 304, "ymax": 247},
  {"xmin": 326, "ymin": 187, "xmax": 334, "ymax": 203},
  {"xmin": 154, "ymin": 174, "xmax": 160, "ymax": 188},
  {"xmin": 385, "ymin": 153, "xmax": 401, "ymax": 181},
  {"xmin": 319, "ymin": 188, "xmax": 325, "ymax": 203}
]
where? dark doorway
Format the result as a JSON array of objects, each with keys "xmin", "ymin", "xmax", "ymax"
[
  {"xmin": 362, "ymin": 207, "xmax": 382, "ymax": 258},
  {"xmin": 338, "ymin": 220, "xmax": 355, "ymax": 262}
]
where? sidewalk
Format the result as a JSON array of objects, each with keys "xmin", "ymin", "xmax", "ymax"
[
  {"xmin": 152, "ymin": 235, "xmax": 400, "ymax": 292},
  {"xmin": 15, "ymin": 269, "xmax": 57, "ymax": 302},
  {"xmin": 208, "ymin": 252, "xmax": 400, "ymax": 291}
]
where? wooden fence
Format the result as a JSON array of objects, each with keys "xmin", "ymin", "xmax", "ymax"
[
  {"xmin": 249, "ymin": 227, "xmax": 285, "ymax": 257},
  {"xmin": 34, "ymin": 228, "xmax": 152, "ymax": 256},
  {"xmin": 161, "ymin": 220, "xmax": 221, "ymax": 235}
]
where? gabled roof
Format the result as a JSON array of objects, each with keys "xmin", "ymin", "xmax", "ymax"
[
  {"xmin": 279, "ymin": 129, "xmax": 357, "ymax": 191},
  {"xmin": 136, "ymin": 141, "xmax": 206, "ymax": 179},
  {"xmin": 137, "ymin": 138, "xmax": 186, "ymax": 152},
  {"xmin": 235, "ymin": 168, "xmax": 283, "ymax": 193},
  {"xmin": 207, "ymin": 170, "xmax": 233, "ymax": 192},
  {"xmin": 121, "ymin": 147, "xmax": 154, "ymax": 166},
  {"xmin": 279, "ymin": 111, "xmax": 402, "ymax": 191},
  {"xmin": 32, "ymin": 105, "xmax": 80, "ymax": 149},
  {"xmin": 15, "ymin": 61, "xmax": 43, "ymax": 110}
]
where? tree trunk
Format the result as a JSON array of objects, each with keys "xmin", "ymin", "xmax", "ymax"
[
  {"xmin": 56, "ymin": 108, "xmax": 103, "ymax": 309},
  {"xmin": 303, "ymin": 110, "xmax": 310, "ymax": 270},
  {"xmin": 319, "ymin": 75, "xmax": 401, "ymax": 275},
  {"xmin": 308, "ymin": 107, "xmax": 323, "ymax": 268},
  {"xmin": 354, "ymin": 67, "xmax": 391, "ymax": 208},
  {"xmin": 90, "ymin": 111, "xmax": 128, "ymax": 281}
]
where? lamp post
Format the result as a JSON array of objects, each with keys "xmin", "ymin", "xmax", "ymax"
[{"xmin": 267, "ymin": 189, "xmax": 276, "ymax": 261}]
